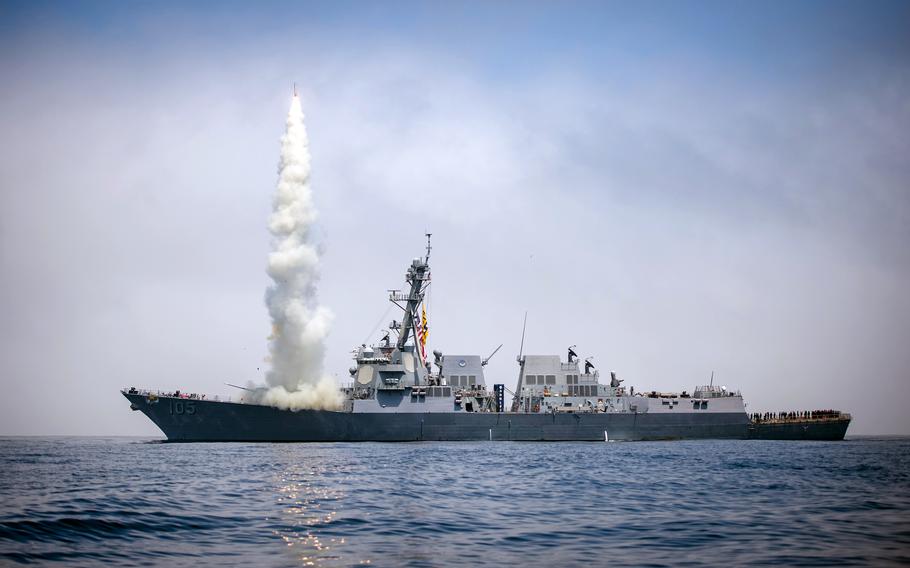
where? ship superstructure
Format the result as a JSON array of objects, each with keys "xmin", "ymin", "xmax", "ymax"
[{"xmin": 341, "ymin": 236, "xmax": 498, "ymax": 416}]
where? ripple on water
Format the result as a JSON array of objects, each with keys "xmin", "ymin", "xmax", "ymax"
[{"xmin": 1, "ymin": 438, "xmax": 909, "ymax": 566}]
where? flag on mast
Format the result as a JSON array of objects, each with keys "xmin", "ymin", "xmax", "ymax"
[{"xmin": 416, "ymin": 303, "xmax": 429, "ymax": 363}]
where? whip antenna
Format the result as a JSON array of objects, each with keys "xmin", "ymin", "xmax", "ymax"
[
  {"xmin": 517, "ymin": 311, "xmax": 528, "ymax": 364},
  {"xmin": 483, "ymin": 344, "xmax": 503, "ymax": 366}
]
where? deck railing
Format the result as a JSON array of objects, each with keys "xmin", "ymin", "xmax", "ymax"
[{"xmin": 122, "ymin": 387, "xmax": 237, "ymax": 403}]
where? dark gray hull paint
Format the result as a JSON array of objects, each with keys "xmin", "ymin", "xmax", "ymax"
[
  {"xmin": 747, "ymin": 419, "xmax": 851, "ymax": 441},
  {"xmin": 125, "ymin": 394, "xmax": 846, "ymax": 442}
]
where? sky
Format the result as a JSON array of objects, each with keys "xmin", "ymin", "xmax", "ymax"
[{"xmin": 1, "ymin": 0, "xmax": 908, "ymax": 436}]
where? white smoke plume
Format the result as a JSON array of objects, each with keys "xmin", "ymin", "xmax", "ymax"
[{"xmin": 258, "ymin": 93, "xmax": 341, "ymax": 411}]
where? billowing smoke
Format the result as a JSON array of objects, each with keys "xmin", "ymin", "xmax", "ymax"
[{"xmin": 257, "ymin": 93, "xmax": 341, "ymax": 411}]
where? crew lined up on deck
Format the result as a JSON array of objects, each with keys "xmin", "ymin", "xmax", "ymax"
[{"xmin": 751, "ymin": 410, "xmax": 843, "ymax": 422}]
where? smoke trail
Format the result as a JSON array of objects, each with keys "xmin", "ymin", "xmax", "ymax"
[{"xmin": 259, "ymin": 93, "xmax": 341, "ymax": 411}]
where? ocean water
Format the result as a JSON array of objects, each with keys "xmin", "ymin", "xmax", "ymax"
[{"xmin": 1, "ymin": 437, "xmax": 908, "ymax": 567}]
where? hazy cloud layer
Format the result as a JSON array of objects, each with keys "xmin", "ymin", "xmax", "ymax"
[{"xmin": 1, "ymin": 1, "xmax": 908, "ymax": 435}]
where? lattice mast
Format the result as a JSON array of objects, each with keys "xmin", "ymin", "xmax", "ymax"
[{"xmin": 391, "ymin": 234, "xmax": 432, "ymax": 351}]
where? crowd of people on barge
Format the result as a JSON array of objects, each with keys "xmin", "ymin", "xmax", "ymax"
[{"xmin": 751, "ymin": 410, "xmax": 844, "ymax": 423}]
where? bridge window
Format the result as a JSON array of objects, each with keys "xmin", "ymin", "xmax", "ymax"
[
  {"xmin": 546, "ymin": 375, "xmax": 556, "ymax": 385},
  {"xmin": 526, "ymin": 376, "xmax": 537, "ymax": 385}
]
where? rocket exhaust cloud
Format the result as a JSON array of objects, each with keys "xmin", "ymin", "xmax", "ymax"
[{"xmin": 258, "ymin": 92, "xmax": 341, "ymax": 411}]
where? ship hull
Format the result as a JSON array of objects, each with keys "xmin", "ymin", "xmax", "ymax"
[
  {"xmin": 124, "ymin": 393, "xmax": 848, "ymax": 442},
  {"xmin": 747, "ymin": 419, "xmax": 851, "ymax": 441}
]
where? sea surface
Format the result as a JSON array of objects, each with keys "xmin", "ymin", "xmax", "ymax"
[{"xmin": 1, "ymin": 437, "xmax": 908, "ymax": 567}]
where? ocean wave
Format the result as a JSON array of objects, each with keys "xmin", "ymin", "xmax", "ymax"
[{"xmin": 1, "ymin": 438, "xmax": 908, "ymax": 566}]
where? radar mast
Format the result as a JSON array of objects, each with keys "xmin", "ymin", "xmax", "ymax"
[{"xmin": 389, "ymin": 236, "xmax": 432, "ymax": 351}]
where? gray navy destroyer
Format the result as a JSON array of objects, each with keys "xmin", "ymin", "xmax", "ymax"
[{"xmin": 123, "ymin": 239, "xmax": 851, "ymax": 442}]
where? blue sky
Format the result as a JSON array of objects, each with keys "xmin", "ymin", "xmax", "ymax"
[
  {"xmin": 5, "ymin": 1, "xmax": 908, "ymax": 78},
  {"xmin": 1, "ymin": 0, "xmax": 908, "ymax": 435}
]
